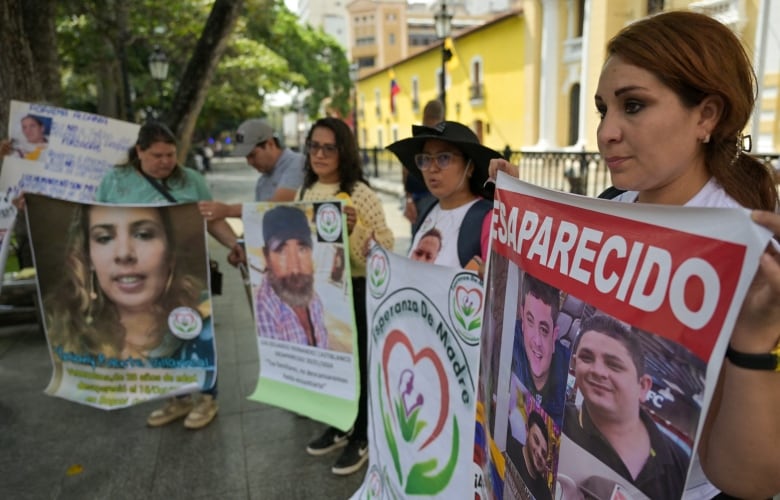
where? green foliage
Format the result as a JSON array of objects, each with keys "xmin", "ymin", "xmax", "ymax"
[{"xmin": 54, "ymin": 0, "xmax": 351, "ymax": 140}]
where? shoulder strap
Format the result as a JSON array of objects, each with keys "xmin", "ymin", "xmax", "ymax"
[
  {"xmin": 140, "ymin": 170, "xmax": 177, "ymax": 203},
  {"xmin": 597, "ymin": 186, "xmax": 626, "ymax": 200},
  {"xmin": 457, "ymin": 199, "xmax": 493, "ymax": 267}
]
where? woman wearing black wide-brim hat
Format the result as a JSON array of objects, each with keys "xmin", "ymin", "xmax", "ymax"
[{"xmin": 387, "ymin": 121, "xmax": 503, "ymax": 269}]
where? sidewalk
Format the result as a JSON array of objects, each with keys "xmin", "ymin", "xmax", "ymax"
[{"xmin": 0, "ymin": 158, "xmax": 404, "ymax": 500}]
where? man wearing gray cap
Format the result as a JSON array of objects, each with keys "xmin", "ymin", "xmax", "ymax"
[
  {"xmin": 255, "ymin": 205, "xmax": 328, "ymax": 348},
  {"xmin": 199, "ymin": 119, "xmax": 304, "ymax": 221}
]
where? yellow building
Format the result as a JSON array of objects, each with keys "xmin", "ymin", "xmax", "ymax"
[
  {"xmin": 356, "ymin": 10, "xmax": 527, "ymax": 153},
  {"xmin": 355, "ymin": 0, "xmax": 777, "ymax": 167}
]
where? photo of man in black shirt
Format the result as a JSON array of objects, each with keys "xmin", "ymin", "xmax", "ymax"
[
  {"xmin": 505, "ymin": 410, "xmax": 553, "ymax": 500},
  {"xmin": 562, "ymin": 314, "xmax": 689, "ymax": 499}
]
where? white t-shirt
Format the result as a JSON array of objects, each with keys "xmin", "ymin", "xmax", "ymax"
[
  {"xmin": 408, "ymin": 199, "xmax": 480, "ymax": 268},
  {"xmin": 613, "ymin": 177, "xmax": 741, "ymax": 208},
  {"xmin": 616, "ymin": 178, "xmax": 735, "ymax": 500}
]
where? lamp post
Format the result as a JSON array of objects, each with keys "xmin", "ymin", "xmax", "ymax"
[
  {"xmin": 434, "ymin": 1, "xmax": 453, "ymax": 119},
  {"xmin": 349, "ymin": 63, "xmax": 360, "ymax": 150},
  {"xmin": 148, "ymin": 46, "xmax": 169, "ymax": 119}
]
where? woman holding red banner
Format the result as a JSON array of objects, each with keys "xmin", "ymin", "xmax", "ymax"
[{"xmin": 490, "ymin": 11, "xmax": 780, "ymax": 499}]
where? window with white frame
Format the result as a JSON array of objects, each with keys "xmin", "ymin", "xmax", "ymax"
[{"xmin": 470, "ymin": 56, "xmax": 484, "ymax": 101}]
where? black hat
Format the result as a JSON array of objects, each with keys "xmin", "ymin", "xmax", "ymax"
[
  {"xmin": 262, "ymin": 205, "xmax": 312, "ymax": 252},
  {"xmin": 386, "ymin": 121, "xmax": 503, "ymax": 199}
]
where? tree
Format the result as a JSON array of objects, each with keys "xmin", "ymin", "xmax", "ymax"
[
  {"xmin": 250, "ymin": 4, "xmax": 351, "ymax": 118},
  {"xmin": 2, "ymin": 0, "xmax": 351, "ymax": 153},
  {"xmin": 0, "ymin": 0, "xmax": 56, "ymax": 138},
  {"xmin": 165, "ymin": 0, "xmax": 243, "ymax": 160}
]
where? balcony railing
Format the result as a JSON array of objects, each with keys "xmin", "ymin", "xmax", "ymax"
[
  {"xmin": 514, "ymin": 149, "xmax": 608, "ymax": 197},
  {"xmin": 469, "ymin": 83, "xmax": 485, "ymax": 103},
  {"xmin": 359, "ymin": 147, "xmax": 780, "ymax": 198}
]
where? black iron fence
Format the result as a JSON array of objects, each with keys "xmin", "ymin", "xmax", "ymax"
[{"xmin": 359, "ymin": 147, "xmax": 780, "ymax": 197}]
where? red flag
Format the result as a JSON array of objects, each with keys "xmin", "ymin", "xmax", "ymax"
[{"xmin": 390, "ymin": 78, "xmax": 401, "ymax": 114}]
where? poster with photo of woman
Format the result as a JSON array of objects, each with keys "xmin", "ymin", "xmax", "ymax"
[{"xmin": 25, "ymin": 194, "xmax": 215, "ymax": 410}]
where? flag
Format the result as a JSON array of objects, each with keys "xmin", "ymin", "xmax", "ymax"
[{"xmin": 390, "ymin": 71, "xmax": 401, "ymax": 114}]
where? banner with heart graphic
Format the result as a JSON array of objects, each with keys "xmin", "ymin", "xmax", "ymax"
[
  {"xmin": 244, "ymin": 201, "xmax": 359, "ymax": 430},
  {"xmin": 352, "ymin": 246, "xmax": 483, "ymax": 499},
  {"xmin": 475, "ymin": 172, "xmax": 771, "ymax": 500}
]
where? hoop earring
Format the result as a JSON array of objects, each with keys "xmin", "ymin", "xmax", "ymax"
[{"xmin": 89, "ymin": 270, "xmax": 98, "ymax": 301}]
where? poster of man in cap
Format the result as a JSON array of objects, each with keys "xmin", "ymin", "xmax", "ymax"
[{"xmin": 243, "ymin": 201, "xmax": 358, "ymax": 429}]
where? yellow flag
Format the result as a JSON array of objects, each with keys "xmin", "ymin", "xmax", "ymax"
[{"xmin": 445, "ymin": 37, "xmax": 459, "ymax": 70}]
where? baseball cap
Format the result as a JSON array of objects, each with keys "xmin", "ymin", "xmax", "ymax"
[
  {"xmin": 263, "ymin": 205, "xmax": 313, "ymax": 252},
  {"xmin": 233, "ymin": 119, "xmax": 275, "ymax": 157}
]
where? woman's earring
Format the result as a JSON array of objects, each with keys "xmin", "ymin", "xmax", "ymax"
[
  {"xmin": 89, "ymin": 271, "xmax": 98, "ymax": 300},
  {"xmin": 703, "ymin": 134, "xmax": 711, "ymax": 144},
  {"xmin": 164, "ymin": 269, "xmax": 174, "ymax": 295}
]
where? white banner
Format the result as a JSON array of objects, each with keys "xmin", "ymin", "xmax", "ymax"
[{"xmin": 352, "ymin": 246, "xmax": 483, "ymax": 498}]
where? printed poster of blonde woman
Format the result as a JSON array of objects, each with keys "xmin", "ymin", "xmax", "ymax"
[{"xmin": 25, "ymin": 194, "xmax": 215, "ymax": 409}]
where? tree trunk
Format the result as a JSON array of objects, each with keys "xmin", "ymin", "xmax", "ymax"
[
  {"xmin": 21, "ymin": 0, "xmax": 61, "ymax": 105},
  {"xmin": 166, "ymin": 0, "xmax": 243, "ymax": 163},
  {"xmin": 0, "ymin": 0, "xmax": 44, "ymax": 138}
]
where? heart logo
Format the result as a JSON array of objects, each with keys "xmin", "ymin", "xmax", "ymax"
[
  {"xmin": 455, "ymin": 285, "xmax": 482, "ymax": 320},
  {"xmin": 382, "ymin": 329, "xmax": 448, "ymax": 450},
  {"xmin": 368, "ymin": 250, "xmax": 390, "ymax": 298},
  {"xmin": 449, "ymin": 273, "xmax": 485, "ymax": 344},
  {"xmin": 315, "ymin": 203, "xmax": 342, "ymax": 242}
]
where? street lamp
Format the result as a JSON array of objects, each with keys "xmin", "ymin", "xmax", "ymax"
[
  {"xmin": 148, "ymin": 46, "xmax": 169, "ymax": 118},
  {"xmin": 434, "ymin": 1, "xmax": 453, "ymax": 119},
  {"xmin": 349, "ymin": 63, "xmax": 360, "ymax": 150}
]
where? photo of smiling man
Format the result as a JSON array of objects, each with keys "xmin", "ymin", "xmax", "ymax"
[
  {"xmin": 510, "ymin": 273, "xmax": 571, "ymax": 426},
  {"xmin": 560, "ymin": 314, "xmax": 689, "ymax": 500}
]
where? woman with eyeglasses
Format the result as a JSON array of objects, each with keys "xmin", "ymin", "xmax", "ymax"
[
  {"xmin": 388, "ymin": 121, "xmax": 503, "ymax": 269},
  {"xmin": 298, "ymin": 117, "xmax": 394, "ymax": 476}
]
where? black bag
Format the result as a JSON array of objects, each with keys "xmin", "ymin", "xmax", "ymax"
[
  {"xmin": 209, "ymin": 259, "xmax": 223, "ymax": 295},
  {"xmin": 140, "ymin": 170, "xmax": 223, "ymax": 295}
]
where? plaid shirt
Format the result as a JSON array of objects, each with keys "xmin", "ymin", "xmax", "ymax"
[{"xmin": 255, "ymin": 277, "xmax": 329, "ymax": 349}]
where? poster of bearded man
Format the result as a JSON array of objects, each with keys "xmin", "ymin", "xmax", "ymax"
[{"xmin": 243, "ymin": 201, "xmax": 358, "ymax": 430}]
